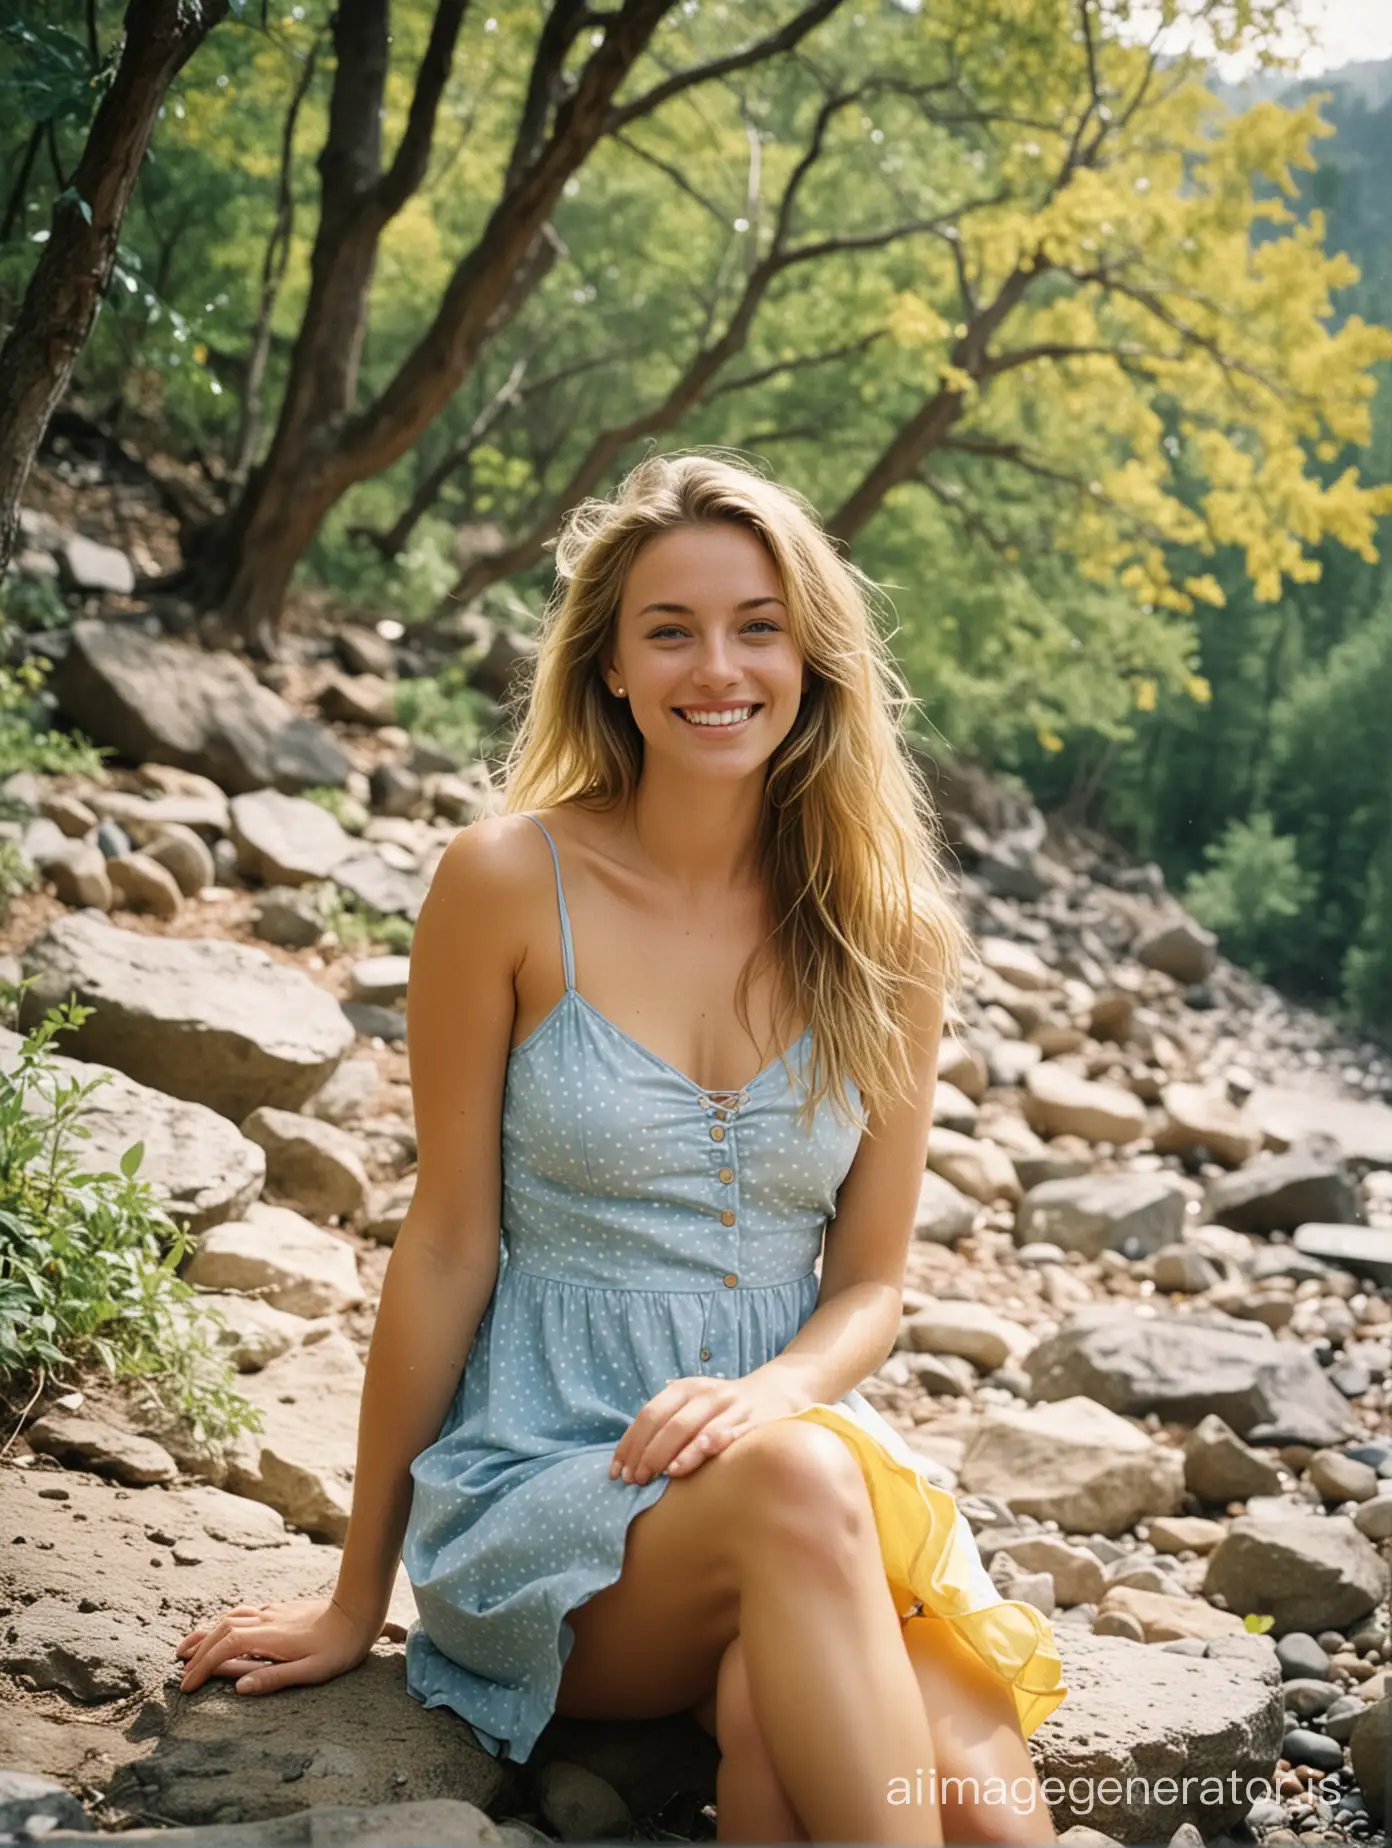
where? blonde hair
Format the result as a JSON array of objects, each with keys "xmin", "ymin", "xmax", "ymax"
[{"xmin": 492, "ymin": 450, "xmax": 969, "ymax": 1133}]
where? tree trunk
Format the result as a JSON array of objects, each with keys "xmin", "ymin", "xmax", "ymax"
[{"xmin": 0, "ymin": 0, "xmax": 228, "ymax": 577}]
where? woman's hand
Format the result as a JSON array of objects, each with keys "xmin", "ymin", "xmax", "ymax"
[
  {"xmin": 174, "ymin": 1595, "xmax": 400, "ymax": 1696},
  {"xmin": 609, "ymin": 1371, "xmax": 799, "ymax": 1487}
]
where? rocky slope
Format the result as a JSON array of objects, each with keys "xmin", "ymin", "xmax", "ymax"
[{"xmin": 2, "ymin": 525, "xmax": 1392, "ymax": 1847}]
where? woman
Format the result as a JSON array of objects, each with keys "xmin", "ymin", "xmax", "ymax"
[{"xmin": 176, "ymin": 453, "xmax": 1068, "ymax": 1844}]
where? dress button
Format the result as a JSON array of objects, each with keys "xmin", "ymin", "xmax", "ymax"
[
  {"xmin": 719, "ymin": 1167, "xmax": 734, "ymax": 1183},
  {"xmin": 710, "ymin": 1124, "xmax": 725, "ymax": 1142},
  {"xmin": 720, "ymin": 1209, "xmax": 736, "ymax": 1227},
  {"xmin": 723, "ymin": 1273, "xmax": 738, "ymax": 1288},
  {"xmin": 700, "ymin": 1346, "xmax": 712, "ymax": 1361}
]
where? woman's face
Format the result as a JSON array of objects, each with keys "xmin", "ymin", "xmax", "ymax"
[{"xmin": 605, "ymin": 521, "xmax": 809, "ymax": 779}]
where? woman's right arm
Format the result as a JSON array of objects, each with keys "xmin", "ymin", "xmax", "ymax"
[{"xmin": 176, "ymin": 819, "xmax": 526, "ymax": 1693}]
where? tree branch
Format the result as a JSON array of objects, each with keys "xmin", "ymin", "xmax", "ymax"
[{"xmin": 606, "ymin": 0, "xmax": 846, "ymax": 131}]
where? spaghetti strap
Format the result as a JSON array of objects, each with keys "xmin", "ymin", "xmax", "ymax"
[{"xmin": 520, "ymin": 813, "xmax": 576, "ymax": 991}]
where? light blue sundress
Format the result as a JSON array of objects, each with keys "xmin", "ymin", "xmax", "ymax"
[{"xmin": 402, "ymin": 813, "xmax": 1068, "ymax": 1764}]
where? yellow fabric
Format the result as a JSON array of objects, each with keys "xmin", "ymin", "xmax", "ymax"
[{"xmin": 780, "ymin": 1402, "xmax": 1070, "ymax": 1741}]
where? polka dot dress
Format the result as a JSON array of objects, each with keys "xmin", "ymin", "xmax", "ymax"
[{"xmin": 402, "ymin": 813, "xmax": 1069, "ymax": 1764}]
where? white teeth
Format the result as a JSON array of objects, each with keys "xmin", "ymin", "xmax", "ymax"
[{"xmin": 679, "ymin": 706, "xmax": 755, "ymax": 727}]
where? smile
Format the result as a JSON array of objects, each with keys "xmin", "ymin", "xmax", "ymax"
[{"xmin": 674, "ymin": 704, "xmax": 762, "ymax": 729}]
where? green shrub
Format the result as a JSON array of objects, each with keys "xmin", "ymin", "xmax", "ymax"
[
  {"xmin": 0, "ymin": 987, "xmax": 261, "ymax": 1446},
  {"xmin": 301, "ymin": 784, "xmax": 365, "ymax": 834},
  {"xmin": 1182, "ymin": 811, "xmax": 1318, "ymax": 984},
  {"xmin": 0, "ymin": 655, "xmax": 107, "ymax": 782},
  {"xmin": 321, "ymin": 888, "xmax": 415, "ymax": 955},
  {"xmin": 394, "ymin": 665, "xmax": 498, "ymax": 763}
]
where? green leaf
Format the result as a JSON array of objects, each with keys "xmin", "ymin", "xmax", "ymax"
[{"xmin": 119, "ymin": 1141, "xmax": 144, "ymax": 1179}]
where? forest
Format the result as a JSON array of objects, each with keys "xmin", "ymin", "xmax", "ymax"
[{"xmin": 3, "ymin": 0, "xmax": 1391, "ymax": 1032}]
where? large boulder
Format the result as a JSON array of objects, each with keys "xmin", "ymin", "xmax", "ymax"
[
  {"xmin": 18, "ymin": 914, "xmax": 355, "ymax": 1121},
  {"xmin": 955, "ymin": 1395, "xmax": 1185, "ymax": 1535},
  {"xmin": 0, "ymin": 1026, "xmax": 263, "ymax": 1234},
  {"xmin": 1024, "ymin": 1305, "xmax": 1358, "ymax": 1447},
  {"xmin": 1023, "ymin": 1064, "xmax": 1148, "ymax": 1145},
  {"xmin": 1203, "ymin": 1514, "xmax": 1391, "ymax": 1636},
  {"xmin": 1204, "ymin": 1147, "xmax": 1362, "ymax": 1234},
  {"xmin": 50, "ymin": 620, "xmax": 349, "ymax": 794},
  {"xmin": 1249, "ymin": 1085, "xmax": 1392, "ymax": 1167},
  {"xmin": 1015, "ymin": 1173, "xmax": 1186, "ymax": 1260},
  {"xmin": 1030, "ymin": 1627, "xmax": 1283, "ymax": 1841},
  {"xmin": 230, "ymin": 789, "xmax": 355, "ymax": 886}
]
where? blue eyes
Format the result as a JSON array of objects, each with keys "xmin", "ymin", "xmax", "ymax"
[{"xmin": 649, "ymin": 620, "xmax": 780, "ymax": 639}]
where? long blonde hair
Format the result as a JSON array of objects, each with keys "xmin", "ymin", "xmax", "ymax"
[{"xmin": 492, "ymin": 451, "xmax": 969, "ymax": 1134}]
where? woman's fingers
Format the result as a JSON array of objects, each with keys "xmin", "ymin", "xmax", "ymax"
[
  {"xmin": 181, "ymin": 1622, "xmax": 282, "ymax": 1692},
  {"xmin": 175, "ymin": 1605, "xmax": 264, "ymax": 1657},
  {"xmin": 668, "ymin": 1415, "xmax": 752, "ymax": 1476}
]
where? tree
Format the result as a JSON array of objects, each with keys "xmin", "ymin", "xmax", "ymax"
[
  {"xmin": 0, "ymin": 0, "xmax": 230, "ymax": 576},
  {"xmin": 168, "ymin": 0, "xmax": 848, "ymax": 655}
]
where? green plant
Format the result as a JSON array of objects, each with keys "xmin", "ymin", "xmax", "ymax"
[
  {"xmin": 393, "ymin": 666, "xmax": 497, "ymax": 764},
  {"xmin": 1182, "ymin": 812, "xmax": 1318, "ymax": 985},
  {"xmin": 0, "ymin": 574, "xmax": 69, "ymax": 635},
  {"xmin": 0, "ymin": 838, "xmax": 37, "ymax": 929},
  {"xmin": 301, "ymin": 784, "xmax": 365, "ymax": 834},
  {"xmin": 0, "ymin": 985, "xmax": 261, "ymax": 1447},
  {"xmin": 320, "ymin": 888, "xmax": 415, "ymax": 955},
  {"xmin": 0, "ymin": 655, "xmax": 107, "ymax": 781}
]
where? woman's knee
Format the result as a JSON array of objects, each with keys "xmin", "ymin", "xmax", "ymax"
[{"xmin": 723, "ymin": 1418, "xmax": 875, "ymax": 1557}]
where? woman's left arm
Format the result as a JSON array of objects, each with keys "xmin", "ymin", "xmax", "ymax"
[
  {"xmin": 610, "ymin": 935, "xmax": 945, "ymax": 1486},
  {"xmin": 749, "ymin": 937, "xmax": 946, "ymax": 1415}
]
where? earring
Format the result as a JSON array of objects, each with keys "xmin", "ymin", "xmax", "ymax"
[{"xmin": 614, "ymin": 683, "xmax": 626, "ymax": 697}]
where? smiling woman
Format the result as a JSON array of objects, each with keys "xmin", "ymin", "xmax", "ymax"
[{"xmin": 175, "ymin": 452, "xmax": 1067, "ymax": 1848}]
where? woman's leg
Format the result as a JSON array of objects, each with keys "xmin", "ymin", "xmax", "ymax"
[
  {"xmin": 693, "ymin": 1636, "xmax": 808, "ymax": 1844},
  {"xmin": 555, "ymin": 1419, "xmax": 944, "ymax": 1845},
  {"xmin": 902, "ymin": 1615, "xmax": 1059, "ymax": 1846}
]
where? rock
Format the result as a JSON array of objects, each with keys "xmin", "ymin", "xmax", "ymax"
[
  {"xmin": 0, "ymin": 1769, "xmax": 93, "ymax": 1835},
  {"xmin": 924, "ymin": 1127, "xmax": 1021, "ymax": 1203},
  {"xmin": 1150, "ymin": 1245, "xmax": 1223, "ymax": 1293},
  {"xmin": 343, "ymin": 1001, "xmax": 407, "ymax": 1044},
  {"xmin": 231, "ymin": 789, "xmax": 355, "ymax": 886},
  {"xmin": 1153, "ymin": 1083, "xmax": 1265, "ymax": 1167},
  {"xmin": 320, "ymin": 671, "xmax": 398, "ymax": 727},
  {"xmin": 240, "ymin": 1107, "xmax": 369, "ymax": 1221},
  {"xmin": 42, "ymin": 1801, "xmax": 506, "ymax": 1846},
  {"xmin": 24, "ymin": 1413, "xmax": 178, "ymax": 1486},
  {"xmin": 338, "ymin": 625, "xmax": 398, "ymax": 678},
  {"xmin": 89, "ymin": 777, "xmax": 231, "ymax": 842},
  {"xmin": 331, "ymin": 850, "xmax": 428, "ymax": 920},
  {"xmin": 1029, "ymin": 1626, "xmax": 1282, "ymax": 1839},
  {"xmin": 40, "ymin": 790, "xmax": 99, "ymax": 838},
  {"xmin": 1096, "ymin": 1586, "xmax": 1247, "ymax": 1643},
  {"xmin": 938, "ymin": 1037, "xmax": 988, "ymax": 1100},
  {"xmin": 1275, "ymin": 1634, "xmax": 1332, "ymax": 1681},
  {"xmin": 1309, "ymin": 1448, "xmax": 1379, "ymax": 1504},
  {"xmin": 978, "ymin": 936, "xmax": 1054, "ymax": 990},
  {"xmin": 189, "ymin": 1291, "xmax": 314, "ymax": 1371},
  {"xmin": 956, "ymin": 1395, "xmax": 1185, "ymax": 1536},
  {"xmin": 143, "ymin": 822, "xmax": 216, "ymax": 896},
  {"xmin": 108, "ymin": 850, "xmax": 183, "ymax": 919},
  {"xmin": 1250, "ymin": 1086, "xmax": 1392, "ymax": 1168},
  {"xmin": 1350, "ymin": 1698, "xmax": 1389, "ymax": 1820},
  {"xmin": 364, "ymin": 1178, "xmax": 415, "ymax": 1244},
  {"xmin": 1146, "ymin": 1515, "xmax": 1227, "ymax": 1555},
  {"xmin": 1203, "ymin": 1514, "xmax": 1391, "ymax": 1636},
  {"xmin": 51, "ymin": 621, "xmax": 350, "ymax": 794},
  {"xmin": 900, "ymin": 1301, "xmax": 1036, "ymax": 1370},
  {"xmin": 252, "ymin": 885, "xmax": 327, "ymax": 948},
  {"xmin": 1016, "ymin": 1173, "xmax": 1186, "ymax": 1260},
  {"xmin": 930, "ymin": 1079, "xmax": 980, "ymax": 1133},
  {"xmin": 183, "ymin": 1203, "xmax": 364, "ymax": 1316},
  {"xmin": 1184, "ymin": 1414, "xmax": 1286, "ymax": 1504},
  {"xmin": 0, "ymin": 1026, "xmax": 264, "ymax": 1234},
  {"xmin": 220, "ymin": 1332, "xmax": 365, "ymax": 1540},
  {"xmin": 59, "ymin": 534, "xmax": 135, "ymax": 595},
  {"xmin": 535, "ymin": 1761, "xmax": 633, "ymax": 1843},
  {"xmin": 348, "ymin": 954, "xmax": 411, "ymax": 1006},
  {"xmin": 1024, "ymin": 1305, "xmax": 1358, "ymax": 1446},
  {"xmin": 1134, "ymin": 916, "xmax": 1218, "ymax": 985},
  {"xmin": 1023, "ymin": 1063, "xmax": 1148, "ymax": 1144},
  {"xmin": 45, "ymin": 839, "xmax": 114, "ymax": 909},
  {"xmin": 3, "ymin": 1606, "xmax": 151, "ymax": 1702},
  {"xmin": 978, "ymin": 1533, "xmax": 1108, "ymax": 1604},
  {"xmin": 18, "ymin": 913, "xmax": 355, "ymax": 1120},
  {"xmin": 1205, "ymin": 1148, "xmax": 1361, "ymax": 1235},
  {"xmin": 911, "ymin": 1168, "xmax": 978, "ymax": 1244},
  {"xmin": 1354, "ymin": 1497, "xmax": 1392, "ymax": 1541},
  {"xmin": 302, "ymin": 1056, "xmax": 383, "ymax": 1124},
  {"xmin": 1282, "ymin": 1727, "xmax": 1343, "ymax": 1772},
  {"xmin": 1294, "ymin": 1224, "xmax": 1392, "ymax": 1287},
  {"xmin": 1092, "ymin": 1609, "xmax": 1146, "ymax": 1643}
]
